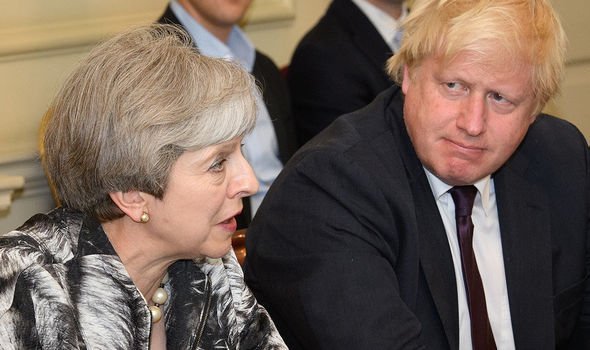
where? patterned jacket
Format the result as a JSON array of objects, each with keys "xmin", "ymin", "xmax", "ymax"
[{"xmin": 0, "ymin": 207, "xmax": 287, "ymax": 349}]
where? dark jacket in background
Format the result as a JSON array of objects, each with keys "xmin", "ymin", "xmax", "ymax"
[{"xmin": 288, "ymin": 0, "xmax": 394, "ymax": 145}]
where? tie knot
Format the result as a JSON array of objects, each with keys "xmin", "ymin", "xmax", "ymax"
[{"xmin": 449, "ymin": 185, "xmax": 477, "ymax": 217}]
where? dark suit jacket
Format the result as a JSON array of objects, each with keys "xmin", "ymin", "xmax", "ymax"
[
  {"xmin": 244, "ymin": 86, "xmax": 590, "ymax": 349},
  {"xmin": 158, "ymin": 6, "xmax": 298, "ymax": 228},
  {"xmin": 288, "ymin": 0, "xmax": 394, "ymax": 145}
]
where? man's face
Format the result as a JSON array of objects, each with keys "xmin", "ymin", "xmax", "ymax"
[
  {"xmin": 186, "ymin": 0, "xmax": 252, "ymax": 29},
  {"xmin": 402, "ymin": 52, "xmax": 538, "ymax": 185}
]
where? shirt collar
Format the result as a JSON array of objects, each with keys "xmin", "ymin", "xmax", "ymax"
[
  {"xmin": 350, "ymin": 0, "xmax": 408, "ymax": 51},
  {"xmin": 424, "ymin": 168, "xmax": 493, "ymax": 216},
  {"xmin": 170, "ymin": 0, "xmax": 255, "ymax": 72}
]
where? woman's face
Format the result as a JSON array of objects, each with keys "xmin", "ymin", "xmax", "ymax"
[{"xmin": 146, "ymin": 137, "xmax": 258, "ymax": 259}]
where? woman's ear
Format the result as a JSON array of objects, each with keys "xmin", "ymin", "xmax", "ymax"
[{"xmin": 109, "ymin": 191, "xmax": 149, "ymax": 223}]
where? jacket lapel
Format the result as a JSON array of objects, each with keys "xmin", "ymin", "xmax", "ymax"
[
  {"xmin": 412, "ymin": 174, "xmax": 460, "ymax": 350},
  {"xmin": 494, "ymin": 156, "xmax": 555, "ymax": 348},
  {"xmin": 391, "ymin": 98, "xmax": 460, "ymax": 349}
]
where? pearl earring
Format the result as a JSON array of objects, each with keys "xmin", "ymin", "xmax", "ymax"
[{"xmin": 140, "ymin": 212, "xmax": 150, "ymax": 223}]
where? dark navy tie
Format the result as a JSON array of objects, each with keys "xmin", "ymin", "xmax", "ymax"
[{"xmin": 449, "ymin": 186, "xmax": 496, "ymax": 350}]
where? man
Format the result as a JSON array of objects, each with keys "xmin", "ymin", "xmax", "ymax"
[
  {"xmin": 288, "ymin": 0, "xmax": 407, "ymax": 145},
  {"xmin": 244, "ymin": 0, "xmax": 590, "ymax": 348},
  {"xmin": 158, "ymin": 0, "xmax": 298, "ymax": 228}
]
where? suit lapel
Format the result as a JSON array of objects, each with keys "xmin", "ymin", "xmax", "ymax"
[
  {"xmin": 494, "ymin": 157, "xmax": 555, "ymax": 348},
  {"xmin": 412, "ymin": 175, "xmax": 461, "ymax": 350},
  {"xmin": 389, "ymin": 99, "xmax": 460, "ymax": 349}
]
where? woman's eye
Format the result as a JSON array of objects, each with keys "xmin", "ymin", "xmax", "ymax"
[{"xmin": 209, "ymin": 158, "xmax": 227, "ymax": 172}]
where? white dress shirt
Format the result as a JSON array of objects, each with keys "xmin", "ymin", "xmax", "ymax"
[
  {"xmin": 170, "ymin": 0, "xmax": 283, "ymax": 217},
  {"xmin": 424, "ymin": 169, "xmax": 516, "ymax": 350}
]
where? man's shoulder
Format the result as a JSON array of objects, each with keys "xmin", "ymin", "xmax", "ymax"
[
  {"xmin": 523, "ymin": 114, "xmax": 587, "ymax": 154},
  {"xmin": 297, "ymin": 86, "xmax": 403, "ymax": 153},
  {"xmin": 507, "ymin": 113, "xmax": 588, "ymax": 180}
]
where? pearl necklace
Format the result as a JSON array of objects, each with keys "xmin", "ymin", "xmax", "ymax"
[{"xmin": 149, "ymin": 273, "xmax": 169, "ymax": 324}]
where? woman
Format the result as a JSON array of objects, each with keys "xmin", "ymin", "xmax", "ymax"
[{"xmin": 0, "ymin": 24, "xmax": 287, "ymax": 349}]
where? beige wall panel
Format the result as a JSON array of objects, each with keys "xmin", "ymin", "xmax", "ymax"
[
  {"xmin": 552, "ymin": 0, "xmax": 590, "ymax": 62},
  {"xmin": 0, "ymin": 50, "xmax": 86, "ymax": 157},
  {"xmin": 548, "ymin": 0, "xmax": 590, "ymax": 140},
  {"xmin": 551, "ymin": 63, "xmax": 590, "ymax": 138},
  {"xmin": 0, "ymin": 0, "xmax": 167, "ymax": 27},
  {"xmin": 0, "ymin": 1, "xmax": 167, "ymax": 56}
]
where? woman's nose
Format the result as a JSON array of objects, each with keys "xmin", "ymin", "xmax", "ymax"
[{"xmin": 229, "ymin": 156, "xmax": 259, "ymax": 199}]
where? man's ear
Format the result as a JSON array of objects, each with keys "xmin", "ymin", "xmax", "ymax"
[
  {"xmin": 401, "ymin": 64, "xmax": 412, "ymax": 94},
  {"xmin": 109, "ymin": 191, "xmax": 149, "ymax": 223}
]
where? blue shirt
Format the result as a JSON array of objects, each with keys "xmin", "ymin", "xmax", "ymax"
[{"xmin": 170, "ymin": 0, "xmax": 283, "ymax": 217}]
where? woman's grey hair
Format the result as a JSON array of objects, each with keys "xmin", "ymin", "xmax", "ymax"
[{"xmin": 40, "ymin": 24, "xmax": 259, "ymax": 221}]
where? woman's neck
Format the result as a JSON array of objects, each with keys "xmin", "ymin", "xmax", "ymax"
[{"xmin": 101, "ymin": 217, "xmax": 171, "ymax": 300}]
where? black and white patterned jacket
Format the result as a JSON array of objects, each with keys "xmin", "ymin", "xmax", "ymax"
[{"xmin": 0, "ymin": 207, "xmax": 287, "ymax": 349}]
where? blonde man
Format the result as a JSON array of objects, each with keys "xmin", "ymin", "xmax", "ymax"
[{"xmin": 244, "ymin": 0, "xmax": 590, "ymax": 349}]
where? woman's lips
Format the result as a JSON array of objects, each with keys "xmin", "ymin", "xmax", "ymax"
[{"xmin": 219, "ymin": 215, "xmax": 238, "ymax": 232}]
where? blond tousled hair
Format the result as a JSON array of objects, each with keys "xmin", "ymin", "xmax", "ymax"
[{"xmin": 387, "ymin": 0, "xmax": 567, "ymax": 113}]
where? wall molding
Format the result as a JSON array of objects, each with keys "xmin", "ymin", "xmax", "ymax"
[
  {"xmin": 0, "ymin": 152, "xmax": 55, "ymax": 229},
  {"xmin": 0, "ymin": 175, "xmax": 24, "ymax": 211},
  {"xmin": 0, "ymin": 152, "xmax": 51, "ymax": 201},
  {"xmin": 0, "ymin": 12, "xmax": 158, "ymax": 59},
  {"xmin": 0, "ymin": 1, "xmax": 295, "ymax": 59},
  {"xmin": 246, "ymin": 0, "xmax": 295, "ymax": 25}
]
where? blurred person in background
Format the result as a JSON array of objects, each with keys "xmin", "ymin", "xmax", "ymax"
[{"xmin": 288, "ymin": 0, "xmax": 407, "ymax": 144}]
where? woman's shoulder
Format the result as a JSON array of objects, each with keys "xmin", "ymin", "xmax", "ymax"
[
  {"xmin": 1, "ymin": 207, "xmax": 83, "ymax": 262},
  {"xmin": 0, "ymin": 207, "xmax": 84, "ymax": 319}
]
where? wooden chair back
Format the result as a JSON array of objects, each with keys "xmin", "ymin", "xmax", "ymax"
[{"xmin": 232, "ymin": 228, "xmax": 247, "ymax": 265}]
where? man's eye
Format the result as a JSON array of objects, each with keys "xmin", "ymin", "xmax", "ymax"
[
  {"xmin": 490, "ymin": 92, "xmax": 509, "ymax": 104},
  {"xmin": 445, "ymin": 82, "xmax": 462, "ymax": 90}
]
